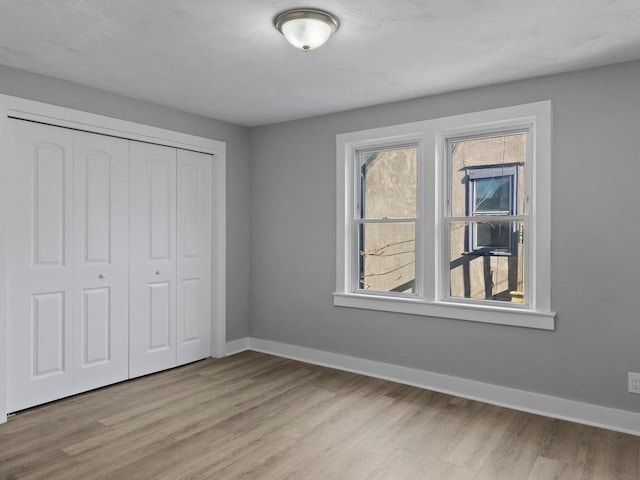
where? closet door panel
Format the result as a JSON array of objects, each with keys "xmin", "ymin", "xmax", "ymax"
[
  {"xmin": 32, "ymin": 292, "xmax": 66, "ymax": 376},
  {"xmin": 129, "ymin": 142, "xmax": 177, "ymax": 378},
  {"xmin": 148, "ymin": 281, "xmax": 172, "ymax": 349},
  {"xmin": 6, "ymin": 120, "xmax": 74, "ymax": 412},
  {"xmin": 176, "ymin": 150, "xmax": 212, "ymax": 365},
  {"xmin": 72, "ymin": 132, "xmax": 130, "ymax": 393},
  {"xmin": 82, "ymin": 288, "xmax": 111, "ymax": 363}
]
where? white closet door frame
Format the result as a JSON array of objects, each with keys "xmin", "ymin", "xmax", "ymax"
[{"xmin": 0, "ymin": 94, "xmax": 227, "ymax": 424}]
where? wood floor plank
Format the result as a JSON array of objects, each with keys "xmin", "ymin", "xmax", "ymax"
[
  {"xmin": 61, "ymin": 431, "xmax": 177, "ymax": 480},
  {"xmin": 278, "ymin": 377, "xmax": 388, "ymax": 441},
  {"xmin": 438, "ymin": 402, "xmax": 517, "ymax": 471},
  {"xmin": 364, "ymin": 400, "xmax": 486, "ymax": 480},
  {"xmin": 100, "ymin": 364, "xmax": 312, "ymax": 437},
  {"xmin": 0, "ymin": 389, "xmax": 122, "ymax": 436},
  {"xmin": 231, "ymin": 434, "xmax": 341, "ymax": 479},
  {"xmin": 197, "ymin": 353, "xmax": 288, "ymax": 382},
  {"xmin": 419, "ymin": 459, "xmax": 475, "ymax": 480},
  {"xmin": 579, "ymin": 428, "xmax": 639, "ymax": 480},
  {"xmin": 100, "ymin": 376, "xmax": 256, "ymax": 436},
  {"xmin": 96, "ymin": 371, "xmax": 237, "ymax": 427},
  {"xmin": 1, "ymin": 449, "xmax": 79, "ymax": 480},
  {"xmin": 94, "ymin": 426, "xmax": 234, "ymax": 480},
  {"xmin": 238, "ymin": 385, "xmax": 425, "ymax": 480},
  {"xmin": 304, "ymin": 446, "xmax": 387, "ymax": 480},
  {"xmin": 537, "ymin": 419, "xmax": 597, "ymax": 467},
  {"xmin": 156, "ymin": 367, "xmax": 320, "ymax": 440},
  {"xmin": 473, "ymin": 412, "xmax": 558, "ymax": 480},
  {"xmin": 171, "ymin": 433, "xmax": 299, "ymax": 480},
  {"xmin": 0, "ymin": 352, "xmax": 638, "ymax": 480},
  {"xmin": 143, "ymin": 376, "xmax": 260, "ymax": 439},
  {"xmin": 526, "ymin": 456, "xmax": 584, "ymax": 480},
  {"xmin": 286, "ymin": 379, "xmax": 399, "ymax": 449},
  {"xmin": 356, "ymin": 389, "xmax": 452, "ymax": 457},
  {"xmin": 213, "ymin": 384, "xmax": 336, "ymax": 436},
  {"xmin": 0, "ymin": 419, "xmax": 111, "ymax": 466}
]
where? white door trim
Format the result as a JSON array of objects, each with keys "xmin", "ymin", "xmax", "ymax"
[{"xmin": 0, "ymin": 94, "xmax": 227, "ymax": 423}]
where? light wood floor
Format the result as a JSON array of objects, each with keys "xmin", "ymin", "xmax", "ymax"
[{"xmin": 1, "ymin": 351, "xmax": 638, "ymax": 480}]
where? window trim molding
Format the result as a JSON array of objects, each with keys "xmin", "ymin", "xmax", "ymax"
[{"xmin": 335, "ymin": 101, "xmax": 555, "ymax": 330}]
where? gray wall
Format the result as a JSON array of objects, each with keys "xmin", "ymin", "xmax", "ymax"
[
  {"xmin": 249, "ymin": 60, "xmax": 640, "ymax": 412},
  {"xmin": 0, "ymin": 65, "xmax": 251, "ymax": 341},
  {"xmin": 4, "ymin": 59, "xmax": 640, "ymax": 412}
]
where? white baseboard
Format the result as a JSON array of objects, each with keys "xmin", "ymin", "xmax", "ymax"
[
  {"xmin": 225, "ymin": 337, "xmax": 251, "ymax": 356},
  {"xmin": 227, "ymin": 337, "xmax": 640, "ymax": 437}
]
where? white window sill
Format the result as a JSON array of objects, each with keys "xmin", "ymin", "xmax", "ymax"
[{"xmin": 333, "ymin": 292, "xmax": 556, "ymax": 330}]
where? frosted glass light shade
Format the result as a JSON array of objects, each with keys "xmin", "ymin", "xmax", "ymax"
[
  {"xmin": 274, "ymin": 8, "xmax": 339, "ymax": 52},
  {"xmin": 281, "ymin": 18, "xmax": 332, "ymax": 51}
]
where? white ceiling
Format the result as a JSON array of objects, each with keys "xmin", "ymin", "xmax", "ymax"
[{"xmin": 1, "ymin": 0, "xmax": 639, "ymax": 126}]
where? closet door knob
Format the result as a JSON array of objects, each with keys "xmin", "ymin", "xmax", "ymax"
[
  {"xmin": 98, "ymin": 274, "xmax": 105, "ymax": 279},
  {"xmin": 155, "ymin": 270, "xmax": 161, "ymax": 275}
]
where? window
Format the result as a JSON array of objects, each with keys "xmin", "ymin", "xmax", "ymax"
[
  {"xmin": 335, "ymin": 102, "xmax": 555, "ymax": 330},
  {"xmin": 464, "ymin": 164, "xmax": 519, "ymax": 255}
]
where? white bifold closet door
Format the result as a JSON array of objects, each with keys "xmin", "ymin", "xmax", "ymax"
[
  {"xmin": 176, "ymin": 149, "xmax": 212, "ymax": 365},
  {"xmin": 129, "ymin": 143, "xmax": 178, "ymax": 378},
  {"xmin": 6, "ymin": 121, "xmax": 130, "ymax": 412},
  {"xmin": 129, "ymin": 142, "xmax": 212, "ymax": 378},
  {"xmin": 72, "ymin": 132, "xmax": 130, "ymax": 393}
]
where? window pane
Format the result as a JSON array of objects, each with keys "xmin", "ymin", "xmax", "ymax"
[
  {"xmin": 360, "ymin": 146, "xmax": 417, "ymax": 219},
  {"xmin": 449, "ymin": 220, "xmax": 525, "ymax": 303},
  {"xmin": 450, "ymin": 133, "xmax": 525, "ymax": 216},
  {"xmin": 359, "ymin": 223, "xmax": 415, "ymax": 293},
  {"xmin": 474, "ymin": 176, "xmax": 511, "ymax": 213},
  {"xmin": 475, "ymin": 220, "xmax": 512, "ymax": 251}
]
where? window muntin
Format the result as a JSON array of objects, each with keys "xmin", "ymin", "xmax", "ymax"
[
  {"xmin": 446, "ymin": 132, "xmax": 527, "ymax": 305},
  {"xmin": 357, "ymin": 145, "xmax": 417, "ymax": 294}
]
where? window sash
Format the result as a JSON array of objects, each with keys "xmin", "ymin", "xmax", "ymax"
[
  {"xmin": 356, "ymin": 143, "xmax": 419, "ymax": 221},
  {"xmin": 355, "ymin": 219, "xmax": 418, "ymax": 295},
  {"xmin": 444, "ymin": 127, "xmax": 531, "ymax": 307}
]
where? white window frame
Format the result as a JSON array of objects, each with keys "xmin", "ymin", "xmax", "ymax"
[{"xmin": 334, "ymin": 101, "xmax": 555, "ymax": 330}]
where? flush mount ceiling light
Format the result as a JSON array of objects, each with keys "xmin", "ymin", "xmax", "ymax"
[{"xmin": 273, "ymin": 8, "xmax": 340, "ymax": 52}]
